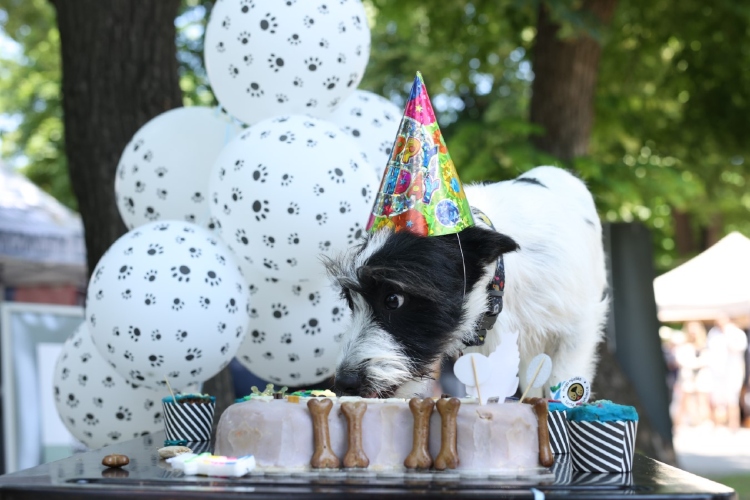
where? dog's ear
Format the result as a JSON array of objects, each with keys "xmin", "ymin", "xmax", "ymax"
[{"xmin": 457, "ymin": 225, "xmax": 519, "ymax": 265}]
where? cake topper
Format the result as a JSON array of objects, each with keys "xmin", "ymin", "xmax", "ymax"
[
  {"xmin": 554, "ymin": 376, "xmax": 591, "ymax": 407},
  {"xmin": 518, "ymin": 353, "xmax": 553, "ymax": 403},
  {"xmin": 366, "ymin": 72, "xmax": 474, "ymax": 236},
  {"xmin": 453, "ymin": 331, "xmax": 520, "ymax": 404}
]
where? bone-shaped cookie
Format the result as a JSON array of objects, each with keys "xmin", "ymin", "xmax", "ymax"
[
  {"xmin": 341, "ymin": 401, "xmax": 369, "ymax": 468},
  {"xmin": 404, "ymin": 397, "xmax": 435, "ymax": 469},
  {"xmin": 524, "ymin": 397, "xmax": 554, "ymax": 467},
  {"xmin": 434, "ymin": 397, "xmax": 460, "ymax": 470},
  {"xmin": 307, "ymin": 398, "xmax": 340, "ymax": 469}
]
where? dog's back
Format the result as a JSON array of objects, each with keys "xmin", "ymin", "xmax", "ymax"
[{"xmin": 465, "ymin": 166, "xmax": 608, "ymax": 391}]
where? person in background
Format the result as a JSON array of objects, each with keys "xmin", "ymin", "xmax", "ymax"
[
  {"xmin": 673, "ymin": 321, "xmax": 709, "ymax": 427},
  {"xmin": 706, "ymin": 314, "xmax": 749, "ymax": 430}
]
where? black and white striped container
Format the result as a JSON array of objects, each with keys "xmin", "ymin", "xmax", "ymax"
[
  {"xmin": 569, "ymin": 419, "xmax": 637, "ymax": 473},
  {"xmin": 162, "ymin": 396, "xmax": 216, "ymax": 442},
  {"xmin": 548, "ymin": 410, "xmax": 570, "ymax": 454}
]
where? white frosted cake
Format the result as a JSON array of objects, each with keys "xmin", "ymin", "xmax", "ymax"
[{"xmin": 215, "ymin": 396, "xmax": 550, "ymax": 471}]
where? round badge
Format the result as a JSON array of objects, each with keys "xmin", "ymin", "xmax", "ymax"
[
  {"xmin": 559, "ymin": 376, "xmax": 591, "ymax": 408},
  {"xmin": 435, "ymin": 199, "xmax": 460, "ymax": 227}
]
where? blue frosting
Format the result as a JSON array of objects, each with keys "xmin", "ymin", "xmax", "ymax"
[
  {"xmin": 547, "ymin": 401, "xmax": 568, "ymax": 413},
  {"xmin": 162, "ymin": 394, "xmax": 216, "ymax": 403},
  {"xmin": 566, "ymin": 400, "xmax": 639, "ymax": 422}
]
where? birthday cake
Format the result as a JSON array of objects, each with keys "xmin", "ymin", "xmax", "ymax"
[{"xmin": 214, "ymin": 393, "xmax": 552, "ymax": 472}]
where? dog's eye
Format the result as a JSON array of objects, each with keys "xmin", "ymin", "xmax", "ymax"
[{"xmin": 384, "ymin": 293, "xmax": 404, "ymax": 310}]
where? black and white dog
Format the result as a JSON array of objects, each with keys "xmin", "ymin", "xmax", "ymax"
[{"xmin": 326, "ymin": 166, "xmax": 608, "ymax": 398}]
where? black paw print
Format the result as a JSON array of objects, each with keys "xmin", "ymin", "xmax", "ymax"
[
  {"xmin": 128, "ymin": 326, "xmax": 142, "ymax": 341},
  {"xmin": 133, "ymin": 139, "xmax": 144, "ymax": 152},
  {"xmin": 157, "ymin": 188, "xmax": 168, "ymax": 200},
  {"xmin": 135, "ymin": 180, "xmax": 145, "ymax": 193},
  {"xmin": 66, "ymin": 393, "xmax": 79, "ymax": 407},
  {"xmin": 240, "ymin": 0, "xmax": 254, "ymax": 13},
  {"xmin": 217, "ymin": 322, "xmax": 227, "ymax": 334},
  {"xmin": 148, "ymin": 354, "xmax": 164, "ymax": 367},
  {"xmin": 78, "ymin": 374, "xmax": 88, "ymax": 386},
  {"xmin": 318, "ymin": 4, "xmax": 329, "ymax": 13},
  {"xmin": 221, "ymin": 16, "xmax": 231, "ymax": 29},
  {"xmin": 313, "ymin": 184, "xmax": 326, "ymax": 196},
  {"xmin": 338, "ymin": 21, "xmax": 346, "ymax": 33},
  {"xmin": 247, "ymin": 82, "xmax": 264, "ymax": 97},
  {"xmin": 205, "ymin": 270, "xmax": 222, "ymax": 286},
  {"xmin": 279, "ymin": 132, "xmax": 295, "ymax": 143},
  {"xmin": 302, "ymin": 318, "xmax": 321, "ymax": 335},
  {"xmin": 176, "ymin": 330, "xmax": 188, "ymax": 342},
  {"xmin": 334, "ymin": 332, "xmax": 345, "ymax": 342},
  {"xmin": 267, "ymin": 54, "xmax": 284, "ymax": 72},
  {"xmin": 288, "ymin": 353, "xmax": 300, "ymax": 362},
  {"xmin": 315, "ymin": 212, "xmax": 328, "ymax": 225},
  {"xmin": 348, "ymin": 223, "xmax": 363, "ymax": 244},
  {"xmin": 361, "ymin": 185, "xmax": 372, "ymax": 202},
  {"xmin": 190, "ymin": 368, "xmax": 203, "ymax": 378},
  {"xmin": 271, "ymin": 303, "xmax": 289, "ymax": 318},
  {"xmin": 248, "ymin": 283, "xmax": 259, "ymax": 294},
  {"xmin": 124, "ymin": 197, "xmax": 135, "ymax": 214},
  {"xmin": 93, "ymin": 397, "xmax": 103, "ymax": 408},
  {"xmin": 243, "ymin": 53, "xmax": 253, "ymax": 65},
  {"xmin": 144, "ymin": 206, "xmax": 160, "ymax": 221},
  {"xmin": 171, "ymin": 298, "xmax": 184, "ymax": 311},
  {"xmin": 226, "ymin": 298, "xmax": 239, "ymax": 313},
  {"xmin": 123, "ymin": 350, "xmax": 133, "ymax": 361},
  {"xmin": 290, "ymin": 372, "xmax": 301, "ymax": 380},
  {"xmin": 236, "ymin": 229, "xmax": 249, "ymax": 245},
  {"xmin": 144, "ymin": 270, "xmax": 157, "ymax": 282},
  {"xmin": 188, "ymin": 247, "xmax": 202, "ymax": 259},
  {"xmin": 252, "ymin": 164, "xmax": 267, "ymax": 182},
  {"xmin": 144, "ymin": 293, "xmax": 156, "ymax": 306},
  {"xmin": 151, "ymin": 329, "xmax": 162, "ymax": 341},
  {"xmin": 102, "ymin": 376, "xmax": 115, "ymax": 388},
  {"xmin": 185, "ymin": 348, "xmax": 202, "ymax": 361},
  {"xmin": 328, "ymin": 167, "xmax": 345, "ymax": 183},
  {"xmin": 228, "ymin": 64, "xmax": 239, "ymax": 78},
  {"xmin": 352, "ymin": 14, "xmax": 363, "ymax": 29},
  {"xmin": 231, "ymin": 187, "xmax": 243, "ymax": 202},
  {"xmin": 191, "ymin": 192, "xmax": 204, "ymax": 203},
  {"xmin": 118, "ymin": 265, "xmax": 132, "ymax": 280},
  {"xmin": 251, "ymin": 330, "xmax": 266, "ymax": 343},
  {"xmin": 95, "ymin": 289, "xmax": 104, "ymax": 300},
  {"xmin": 306, "ymin": 98, "xmax": 318, "ymax": 108},
  {"xmin": 167, "ymin": 370, "xmax": 180, "ymax": 379},
  {"xmin": 199, "ymin": 296, "xmax": 211, "ymax": 309},
  {"xmin": 324, "ymin": 76, "xmax": 339, "ymax": 90},
  {"xmin": 262, "ymin": 258, "xmax": 279, "ymax": 271},
  {"xmin": 260, "ymin": 12, "xmax": 278, "ymax": 32},
  {"xmin": 276, "ymin": 93, "xmax": 288, "ymax": 103},
  {"xmin": 319, "ymin": 240, "xmax": 332, "ymax": 252},
  {"xmin": 331, "ymin": 305, "xmax": 345, "ymax": 322},
  {"xmin": 116, "ymin": 406, "xmax": 132, "ymax": 421},
  {"xmin": 83, "ymin": 413, "xmax": 99, "ymax": 426},
  {"xmin": 215, "ymin": 254, "xmax": 226, "ymax": 266},
  {"xmin": 107, "ymin": 343, "xmax": 115, "ymax": 354},
  {"xmin": 262, "ymin": 235, "xmax": 275, "ymax": 247},
  {"xmin": 242, "ymin": 355, "xmax": 252, "ymax": 365},
  {"xmin": 222, "ymin": 202, "xmax": 232, "ymax": 215},
  {"xmin": 293, "ymin": 76, "xmax": 304, "ymax": 87},
  {"xmin": 144, "ymin": 399, "xmax": 154, "ymax": 410},
  {"xmin": 220, "ymin": 343, "xmax": 230, "ymax": 355},
  {"xmin": 319, "ymin": 38, "xmax": 329, "ymax": 48},
  {"xmin": 281, "ymin": 173, "xmax": 293, "ymax": 186},
  {"xmin": 306, "ymin": 139, "xmax": 317, "ymax": 148},
  {"xmin": 237, "ymin": 31, "xmax": 251, "ymax": 44},
  {"xmin": 304, "ymin": 57, "xmax": 321, "ymax": 72},
  {"xmin": 314, "ymin": 347, "xmax": 324, "ymax": 357},
  {"xmin": 155, "ymin": 166, "xmax": 168, "ymax": 177},
  {"xmin": 346, "ymin": 72, "xmax": 358, "ymax": 87},
  {"xmin": 171, "ymin": 265, "xmax": 191, "ymax": 282},
  {"xmin": 286, "ymin": 257, "xmax": 298, "ymax": 267},
  {"xmin": 324, "ymin": 130, "xmax": 337, "ymax": 139},
  {"xmin": 113, "ymin": 327, "xmax": 121, "ymax": 337},
  {"xmin": 337, "ymin": 52, "xmax": 346, "ymax": 64},
  {"xmin": 235, "ymin": 326, "xmax": 244, "ymax": 338},
  {"xmin": 303, "ymin": 15, "xmax": 315, "ymax": 27},
  {"xmin": 154, "ymin": 223, "xmax": 170, "ymax": 231},
  {"xmin": 288, "ymin": 233, "xmax": 300, "ymax": 245},
  {"xmin": 263, "ymin": 351, "xmax": 274, "ymax": 360},
  {"xmin": 308, "ymin": 291, "xmax": 321, "ymax": 305},
  {"xmin": 249, "ymin": 307, "xmax": 259, "ymax": 319},
  {"xmin": 349, "ymin": 159, "xmax": 360, "ymax": 172},
  {"xmin": 252, "ymin": 200, "xmax": 270, "ymax": 221},
  {"xmin": 288, "ymin": 33, "xmax": 301, "ymax": 45},
  {"xmin": 281, "ymin": 333, "xmax": 292, "ymax": 344},
  {"xmin": 316, "ymin": 367, "xmax": 331, "ymax": 377}
]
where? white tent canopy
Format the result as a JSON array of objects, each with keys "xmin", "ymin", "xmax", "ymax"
[
  {"xmin": 0, "ymin": 165, "xmax": 86, "ymax": 287},
  {"xmin": 653, "ymin": 231, "xmax": 750, "ymax": 322}
]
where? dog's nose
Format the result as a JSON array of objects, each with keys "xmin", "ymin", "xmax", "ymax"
[{"xmin": 334, "ymin": 371, "xmax": 362, "ymax": 396}]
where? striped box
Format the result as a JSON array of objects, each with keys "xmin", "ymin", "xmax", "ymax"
[
  {"xmin": 551, "ymin": 453, "xmax": 572, "ymax": 485},
  {"xmin": 569, "ymin": 420, "xmax": 637, "ymax": 473},
  {"xmin": 548, "ymin": 410, "xmax": 570, "ymax": 454},
  {"xmin": 163, "ymin": 397, "xmax": 216, "ymax": 442}
]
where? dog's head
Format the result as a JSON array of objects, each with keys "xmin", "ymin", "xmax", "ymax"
[{"xmin": 325, "ymin": 225, "xmax": 518, "ymax": 398}]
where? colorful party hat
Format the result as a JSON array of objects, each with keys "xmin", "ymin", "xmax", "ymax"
[{"xmin": 366, "ymin": 72, "xmax": 474, "ymax": 236}]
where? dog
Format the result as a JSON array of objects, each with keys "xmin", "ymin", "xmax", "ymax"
[{"xmin": 325, "ymin": 166, "xmax": 609, "ymax": 398}]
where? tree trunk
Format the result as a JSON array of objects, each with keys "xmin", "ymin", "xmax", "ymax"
[
  {"xmin": 529, "ymin": 0, "xmax": 618, "ymax": 160},
  {"xmin": 673, "ymin": 209, "xmax": 695, "ymax": 257},
  {"xmin": 52, "ymin": 0, "xmax": 183, "ymax": 276}
]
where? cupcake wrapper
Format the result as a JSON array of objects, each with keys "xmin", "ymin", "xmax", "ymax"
[
  {"xmin": 569, "ymin": 420, "xmax": 637, "ymax": 473},
  {"xmin": 548, "ymin": 410, "xmax": 570, "ymax": 454},
  {"xmin": 551, "ymin": 454, "xmax": 573, "ymax": 484},
  {"xmin": 163, "ymin": 400, "xmax": 215, "ymax": 442},
  {"xmin": 572, "ymin": 471, "xmax": 633, "ymax": 486}
]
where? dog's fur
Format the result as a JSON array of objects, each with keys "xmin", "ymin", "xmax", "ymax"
[{"xmin": 326, "ymin": 166, "xmax": 608, "ymax": 398}]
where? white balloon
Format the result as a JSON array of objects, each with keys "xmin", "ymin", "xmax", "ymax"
[
  {"xmin": 235, "ymin": 277, "xmax": 346, "ymax": 386},
  {"xmin": 208, "ymin": 114, "xmax": 377, "ymax": 281},
  {"xmin": 86, "ymin": 221, "xmax": 250, "ymax": 390},
  {"xmin": 204, "ymin": 0, "xmax": 371, "ymax": 125},
  {"xmin": 54, "ymin": 322, "xmax": 169, "ymax": 449},
  {"xmin": 329, "ymin": 90, "xmax": 402, "ymax": 179},
  {"xmin": 115, "ymin": 107, "xmax": 240, "ymax": 230}
]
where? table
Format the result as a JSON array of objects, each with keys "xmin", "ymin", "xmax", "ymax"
[{"xmin": 0, "ymin": 432, "xmax": 736, "ymax": 499}]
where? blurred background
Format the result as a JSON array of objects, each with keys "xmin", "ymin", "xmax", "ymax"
[{"xmin": 1, "ymin": 0, "xmax": 749, "ymax": 495}]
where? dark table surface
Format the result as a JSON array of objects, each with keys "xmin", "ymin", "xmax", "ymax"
[{"xmin": 0, "ymin": 431, "xmax": 736, "ymax": 499}]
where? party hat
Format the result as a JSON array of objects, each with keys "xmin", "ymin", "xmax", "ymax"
[{"xmin": 366, "ymin": 72, "xmax": 474, "ymax": 236}]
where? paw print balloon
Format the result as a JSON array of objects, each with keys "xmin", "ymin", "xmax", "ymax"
[
  {"xmin": 115, "ymin": 107, "xmax": 240, "ymax": 230},
  {"xmin": 86, "ymin": 221, "xmax": 250, "ymax": 390},
  {"xmin": 235, "ymin": 277, "xmax": 346, "ymax": 386},
  {"xmin": 53, "ymin": 323, "xmax": 192, "ymax": 449},
  {"xmin": 209, "ymin": 114, "xmax": 377, "ymax": 281},
  {"xmin": 204, "ymin": 0, "xmax": 371, "ymax": 125},
  {"xmin": 329, "ymin": 90, "xmax": 402, "ymax": 179}
]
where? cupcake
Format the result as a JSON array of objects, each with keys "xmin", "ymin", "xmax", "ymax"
[
  {"xmin": 547, "ymin": 401, "xmax": 570, "ymax": 455},
  {"xmin": 566, "ymin": 401, "xmax": 638, "ymax": 473},
  {"xmin": 162, "ymin": 394, "xmax": 216, "ymax": 442}
]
